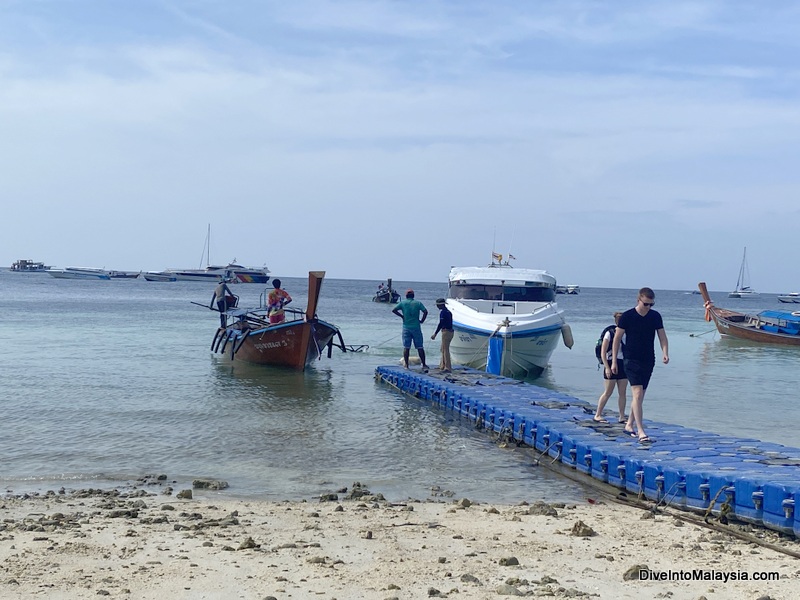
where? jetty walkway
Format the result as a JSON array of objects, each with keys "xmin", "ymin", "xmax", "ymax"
[{"xmin": 375, "ymin": 365, "xmax": 800, "ymax": 537}]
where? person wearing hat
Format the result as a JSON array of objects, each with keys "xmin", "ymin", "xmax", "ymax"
[
  {"xmin": 431, "ymin": 298, "xmax": 453, "ymax": 372},
  {"xmin": 392, "ymin": 289, "xmax": 429, "ymax": 372},
  {"xmin": 210, "ymin": 277, "xmax": 235, "ymax": 328},
  {"xmin": 267, "ymin": 278, "xmax": 292, "ymax": 324}
]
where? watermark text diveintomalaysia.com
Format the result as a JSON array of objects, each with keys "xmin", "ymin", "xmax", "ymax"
[{"xmin": 640, "ymin": 569, "xmax": 779, "ymax": 583}]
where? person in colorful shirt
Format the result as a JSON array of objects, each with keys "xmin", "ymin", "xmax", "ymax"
[{"xmin": 267, "ymin": 278, "xmax": 292, "ymax": 324}]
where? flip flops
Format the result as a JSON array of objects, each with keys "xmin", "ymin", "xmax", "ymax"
[
  {"xmin": 624, "ymin": 429, "xmax": 636, "ymax": 437},
  {"xmin": 638, "ymin": 436, "xmax": 654, "ymax": 444},
  {"xmin": 593, "ymin": 417, "xmax": 610, "ymax": 424}
]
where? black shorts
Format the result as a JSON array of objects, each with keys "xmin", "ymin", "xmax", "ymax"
[
  {"xmin": 603, "ymin": 360, "xmax": 627, "ymax": 381},
  {"xmin": 623, "ymin": 359, "xmax": 654, "ymax": 389}
]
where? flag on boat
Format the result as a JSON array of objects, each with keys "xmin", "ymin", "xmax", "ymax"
[
  {"xmin": 492, "ymin": 252, "xmax": 503, "ymax": 262},
  {"xmin": 508, "ymin": 254, "xmax": 516, "ymax": 260}
]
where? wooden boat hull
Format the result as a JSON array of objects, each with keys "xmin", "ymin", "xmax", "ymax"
[
  {"xmin": 223, "ymin": 320, "xmax": 340, "ymax": 369},
  {"xmin": 699, "ymin": 282, "xmax": 800, "ymax": 346},
  {"xmin": 372, "ymin": 290, "xmax": 399, "ymax": 303}
]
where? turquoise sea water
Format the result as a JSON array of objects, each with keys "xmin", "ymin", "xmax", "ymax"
[{"xmin": 2, "ymin": 272, "xmax": 799, "ymax": 502}]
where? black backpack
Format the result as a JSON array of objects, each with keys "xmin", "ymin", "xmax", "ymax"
[{"xmin": 595, "ymin": 325, "xmax": 618, "ymax": 365}]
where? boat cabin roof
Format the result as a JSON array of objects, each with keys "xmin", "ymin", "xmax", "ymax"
[
  {"xmin": 448, "ymin": 266, "xmax": 556, "ymax": 286},
  {"xmin": 759, "ymin": 310, "xmax": 800, "ymax": 325}
]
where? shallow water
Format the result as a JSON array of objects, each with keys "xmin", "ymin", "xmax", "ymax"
[{"xmin": 2, "ymin": 273, "xmax": 797, "ymax": 502}]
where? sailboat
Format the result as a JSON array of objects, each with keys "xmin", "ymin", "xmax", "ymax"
[
  {"xmin": 145, "ymin": 225, "xmax": 270, "ymax": 283},
  {"xmin": 728, "ymin": 247, "xmax": 759, "ymax": 298}
]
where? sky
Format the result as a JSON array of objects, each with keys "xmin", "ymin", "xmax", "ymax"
[{"xmin": 2, "ymin": 1, "xmax": 800, "ymax": 292}]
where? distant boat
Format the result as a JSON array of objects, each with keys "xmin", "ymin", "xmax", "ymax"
[
  {"xmin": 372, "ymin": 278, "xmax": 400, "ymax": 303},
  {"xmin": 109, "ymin": 270, "xmax": 141, "ymax": 279},
  {"xmin": 556, "ymin": 284, "xmax": 579, "ymax": 294},
  {"xmin": 699, "ymin": 282, "xmax": 800, "ymax": 345},
  {"xmin": 142, "ymin": 271, "xmax": 177, "ymax": 282},
  {"xmin": 47, "ymin": 267, "xmax": 111, "ymax": 280},
  {"xmin": 10, "ymin": 259, "xmax": 52, "ymax": 272},
  {"xmin": 209, "ymin": 271, "xmax": 346, "ymax": 370},
  {"xmin": 778, "ymin": 292, "xmax": 800, "ymax": 304},
  {"xmin": 149, "ymin": 226, "xmax": 270, "ymax": 283},
  {"xmin": 728, "ymin": 247, "xmax": 759, "ymax": 298}
]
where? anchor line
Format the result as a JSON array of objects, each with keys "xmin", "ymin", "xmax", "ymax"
[
  {"xmin": 689, "ymin": 328, "xmax": 717, "ymax": 338},
  {"xmin": 462, "ymin": 322, "xmax": 504, "ymax": 367},
  {"xmin": 703, "ymin": 485, "xmax": 731, "ymax": 522}
]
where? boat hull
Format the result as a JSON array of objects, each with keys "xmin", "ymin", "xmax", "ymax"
[
  {"xmin": 143, "ymin": 272, "xmax": 177, "ymax": 282},
  {"xmin": 221, "ymin": 320, "xmax": 339, "ymax": 369},
  {"xmin": 373, "ymin": 291, "xmax": 399, "ymax": 303},
  {"xmin": 448, "ymin": 302, "xmax": 565, "ymax": 379},
  {"xmin": 778, "ymin": 294, "xmax": 800, "ymax": 304},
  {"xmin": 47, "ymin": 269, "xmax": 110, "ymax": 280}
]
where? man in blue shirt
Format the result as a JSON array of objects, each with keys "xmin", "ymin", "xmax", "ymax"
[
  {"xmin": 431, "ymin": 298, "xmax": 454, "ymax": 372},
  {"xmin": 392, "ymin": 289, "xmax": 429, "ymax": 372}
]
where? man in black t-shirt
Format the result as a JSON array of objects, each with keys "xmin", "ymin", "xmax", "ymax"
[{"xmin": 611, "ymin": 287, "xmax": 669, "ymax": 444}]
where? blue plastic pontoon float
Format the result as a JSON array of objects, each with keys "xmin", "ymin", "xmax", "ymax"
[{"xmin": 375, "ymin": 365, "xmax": 800, "ymax": 536}]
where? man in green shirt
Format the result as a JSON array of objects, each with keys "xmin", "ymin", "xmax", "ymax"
[{"xmin": 392, "ymin": 289, "xmax": 429, "ymax": 372}]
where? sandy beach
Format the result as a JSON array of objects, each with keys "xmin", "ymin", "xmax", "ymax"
[{"xmin": 1, "ymin": 479, "xmax": 798, "ymax": 600}]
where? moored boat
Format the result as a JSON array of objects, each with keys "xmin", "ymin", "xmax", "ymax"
[
  {"xmin": 446, "ymin": 255, "xmax": 573, "ymax": 380},
  {"xmin": 208, "ymin": 271, "xmax": 346, "ymax": 369},
  {"xmin": 155, "ymin": 262, "xmax": 270, "ymax": 283},
  {"xmin": 778, "ymin": 292, "xmax": 800, "ymax": 304},
  {"xmin": 699, "ymin": 282, "xmax": 800, "ymax": 345},
  {"xmin": 728, "ymin": 247, "xmax": 759, "ymax": 298},
  {"xmin": 11, "ymin": 259, "xmax": 52, "ymax": 272},
  {"xmin": 47, "ymin": 267, "xmax": 111, "ymax": 280},
  {"xmin": 372, "ymin": 278, "xmax": 400, "ymax": 303},
  {"xmin": 142, "ymin": 271, "xmax": 178, "ymax": 282},
  {"xmin": 109, "ymin": 270, "xmax": 141, "ymax": 279}
]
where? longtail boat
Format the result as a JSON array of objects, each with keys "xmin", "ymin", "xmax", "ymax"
[
  {"xmin": 698, "ymin": 282, "xmax": 800, "ymax": 346},
  {"xmin": 209, "ymin": 271, "xmax": 346, "ymax": 369}
]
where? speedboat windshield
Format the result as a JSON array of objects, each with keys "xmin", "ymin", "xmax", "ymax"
[{"xmin": 449, "ymin": 283, "xmax": 556, "ymax": 302}]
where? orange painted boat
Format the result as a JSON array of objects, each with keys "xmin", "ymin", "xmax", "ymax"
[
  {"xmin": 210, "ymin": 271, "xmax": 346, "ymax": 369},
  {"xmin": 698, "ymin": 282, "xmax": 800, "ymax": 346}
]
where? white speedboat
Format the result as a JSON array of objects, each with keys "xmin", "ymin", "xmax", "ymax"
[
  {"xmin": 142, "ymin": 271, "xmax": 178, "ymax": 282},
  {"xmin": 156, "ymin": 262, "xmax": 270, "ymax": 283},
  {"xmin": 47, "ymin": 267, "xmax": 111, "ymax": 280},
  {"xmin": 446, "ymin": 260, "xmax": 572, "ymax": 379},
  {"xmin": 778, "ymin": 292, "xmax": 800, "ymax": 304}
]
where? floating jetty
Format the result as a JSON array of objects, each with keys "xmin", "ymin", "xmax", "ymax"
[{"xmin": 375, "ymin": 365, "xmax": 800, "ymax": 537}]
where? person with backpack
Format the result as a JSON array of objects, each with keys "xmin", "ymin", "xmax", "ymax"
[{"xmin": 594, "ymin": 312, "xmax": 628, "ymax": 424}]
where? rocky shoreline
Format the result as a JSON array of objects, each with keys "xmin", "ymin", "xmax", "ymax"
[{"xmin": 1, "ymin": 478, "xmax": 799, "ymax": 599}]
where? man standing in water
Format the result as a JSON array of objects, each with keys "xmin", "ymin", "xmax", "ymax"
[
  {"xmin": 611, "ymin": 287, "xmax": 669, "ymax": 444},
  {"xmin": 392, "ymin": 289, "xmax": 429, "ymax": 372}
]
